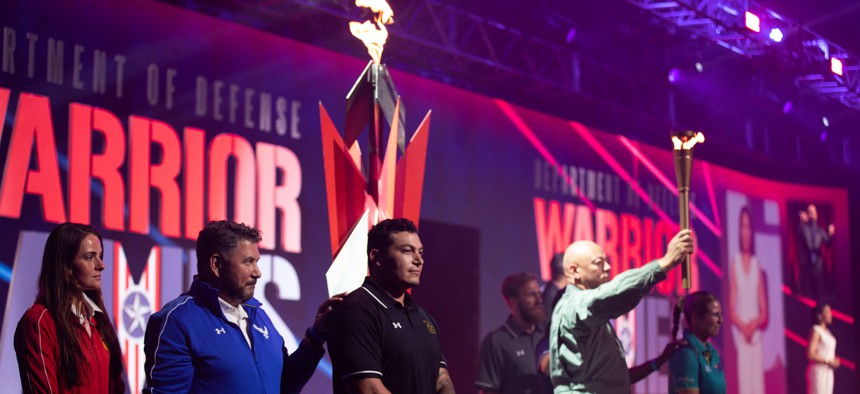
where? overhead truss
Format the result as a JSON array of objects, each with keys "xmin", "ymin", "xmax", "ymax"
[
  {"xmin": 164, "ymin": 0, "xmax": 858, "ymax": 167},
  {"xmin": 179, "ymin": 0, "xmax": 676, "ymax": 132},
  {"xmin": 627, "ymin": 0, "xmax": 860, "ymax": 111}
]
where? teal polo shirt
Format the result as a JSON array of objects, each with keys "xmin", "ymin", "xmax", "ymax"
[{"xmin": 668, "ymin": 330, "xmax": 726, "ymax": 394}]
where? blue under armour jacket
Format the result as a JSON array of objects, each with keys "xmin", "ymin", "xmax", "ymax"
[{"xmin": 143, "ymin": 278, "xmax": 323, "ymax": 393}]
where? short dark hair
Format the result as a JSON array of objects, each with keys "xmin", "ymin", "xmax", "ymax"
[
  {"xmin": 550, "ymin": 253, "xmax": 565, "ymax": 278},
  {"xmin": 367, "ymin": 218, "xmax": 418, "ymax": 255},
  {"xmin": 367, "ymin": 218, "xmax": 418, "ymax": 271},
  {"xmin": 501, "ymin": 273, "xmax": 537, "ymax": 301},
  {"xmin": 197, "ymin": 221, "xmax": 262, "ymax": 275}
]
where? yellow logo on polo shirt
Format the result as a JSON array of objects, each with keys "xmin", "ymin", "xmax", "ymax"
[{"xmin": 423, "ymin": 320, "xmax": 437, "ymax": 334}]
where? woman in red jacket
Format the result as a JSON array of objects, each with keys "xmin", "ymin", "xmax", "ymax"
[{"xmin": 14, "ymin": 223, "xmax": 125, "ymax": 393}]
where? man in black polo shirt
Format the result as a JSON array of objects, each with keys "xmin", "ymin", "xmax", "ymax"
[
  {"xmin": 476, "ymin": 273, "xmax": 546, "ymax": 394},
  {"xmin": 327, "ymin": 218, "xmax": 455, "ymax": 394}
]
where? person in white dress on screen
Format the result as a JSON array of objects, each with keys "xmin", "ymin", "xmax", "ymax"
[
  {"xmin": 729, "ymin": 207, "xmax": 766, "ymax": 394},
  {"xmin": 807, "ymin": 303, "xmax": 839, "ymax": 394}
]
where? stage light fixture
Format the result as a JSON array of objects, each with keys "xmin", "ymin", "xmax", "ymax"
[
  {"xmin": 782, "ymin": 101, "xmax": 792, "ymax": 114},
  {"xmin": 769, "ymin": 28, "xmax": 783, "ymax": 43},
  {"xmin": 668, "ymin": 68, "xmax": 680, "ymax": 84},
  {"xmin": 822, "ymin": 116, "xmax": 829, "ymax": 127},
  {"xmin": 745, "ymin": 11, "xmax": 761, "ymax": 33},
  {"xmin": 830, "ymin": 57, "xmax": 843, "ymax": 76},
  {"xmin": 695, "ymin": 62, "xmax": 703, "ymax": 73}
]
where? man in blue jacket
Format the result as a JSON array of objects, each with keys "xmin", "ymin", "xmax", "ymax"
[{"xmin": 143, "ymin": 220, "xmax": 344, "ymax": 393}]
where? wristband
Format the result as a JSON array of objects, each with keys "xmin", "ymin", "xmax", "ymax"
[
  {"xmin": 305, "ymin": 327, "xmax": 325, "ymax": 345},
  {"xmin": 650, "ymin": 360, "xmax": 659, "ymax": 372}
]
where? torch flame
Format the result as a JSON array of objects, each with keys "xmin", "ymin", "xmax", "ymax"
[
  {"xmin": 350, "ymin": 0, "xmax": 394, "ymax": 65},
  {"xmin": 350, "ymin": 21, "xmax": 388, "ymax": 65},
  {"xmin": 672, "ymin": 132, "xmax": 705, "ymax": 150},
  {"xmin": 356, "ymin": 0, "xmax": 393, "ymax": 24}
]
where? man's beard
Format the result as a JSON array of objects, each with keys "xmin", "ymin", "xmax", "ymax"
[
  {"xmin": 521, "ymin": 304, "xmax": 547, "ymax": 326},
  {"xmin": 225, "ymin": 281, "xmax": 255, "ymax": 304}
]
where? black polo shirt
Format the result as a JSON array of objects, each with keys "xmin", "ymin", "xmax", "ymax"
[
  {"xmin": 475, "ymin": 315, "xmax": 544, "ymax": 394},
  {"xmin": 328, "ymin": 277, "xmax": 446, "ymax": 394}
]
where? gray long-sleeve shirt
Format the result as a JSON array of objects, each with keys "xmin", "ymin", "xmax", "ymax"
[{"xmin": 549, "ymin": 261, "xmax": 667, "ymax": 393}]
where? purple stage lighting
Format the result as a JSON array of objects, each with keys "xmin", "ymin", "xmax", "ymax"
[
  {"xmin": 566, "ymin": 28, "xmax": 577, "ymax": 44},
  {"xmin": 820, "ymin": 130, "xmax": 827, "ymax": 142},
  {"xmin": 668, "ymin": 68, "xmax": 680, "ymax": 84},
  {"xmin": 782, "ymin": 101, "xmax": 792, "ymax": 114},
  {"xmin": 769, "ymin": 28, "xmax": 784, "ymax": 43},
  {"xmin": 831, "ymin": 57, "xmax": 844, "ymax": 76}
]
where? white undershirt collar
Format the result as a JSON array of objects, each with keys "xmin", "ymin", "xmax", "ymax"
[{"xmin": 218, "ymin": 297, "xmax": 252, "ymax": 348}]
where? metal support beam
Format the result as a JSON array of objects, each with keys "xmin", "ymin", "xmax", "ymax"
[
  {"xmin": 160, "ymin": 0, "xmax": 860, "ymax": 169},
  {"xmin": 184, "ymin": 0, "xmax": 676, "ymax": 132},
  {"xmin": 628, "ymin": 0, "xmax": 860, "ymax": 111}
]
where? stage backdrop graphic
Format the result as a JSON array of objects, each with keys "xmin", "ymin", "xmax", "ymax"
[{"xmin": 0, "ymin": 0, "xmax": 854, "ymax": 393}]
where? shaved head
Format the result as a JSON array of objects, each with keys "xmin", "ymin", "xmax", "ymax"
[
  {"xmin": 563, "ymin": 240, "xmax": 611, "ymax": 289},
  {"xmin": 563, "ymin": 241, "xmax": 600, "ymax": 273}
]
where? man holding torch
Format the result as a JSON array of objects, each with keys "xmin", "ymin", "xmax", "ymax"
[
  {"xmin": 548, "ymin": 230, "xmax": 693, "ymax": 393},
  {"xmin": 548, "ymin": 130, "xmax": 702, "ymax": 393}
]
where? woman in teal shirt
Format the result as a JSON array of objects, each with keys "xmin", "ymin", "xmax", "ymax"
[{"xmin": 668, "ymin": 291, "xmax": 727, "ymax": 394}]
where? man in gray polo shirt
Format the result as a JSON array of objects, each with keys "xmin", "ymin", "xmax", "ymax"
[
  {"xmin": 549, "ymin": 229, "xmax": 693, "ymax": 393},
  {"xmin": 477, "ymin": 273, "xmax": 546, "ymax": 394}
]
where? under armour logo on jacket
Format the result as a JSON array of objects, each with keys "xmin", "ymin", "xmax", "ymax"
[
  {"xmin": 392, "ymin": 322, "xmax": 402, "ymax": 329},
  {"xmin": 253, "ymin": 324, "xmax": 269, "ymax": 339},
  {"xmin": 516, "ymin": 350, "xmax": 525, "ymax": 357},
  {"xmin": 215, "ymin": 327, "xmax": 226, "ymax": 334}
]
